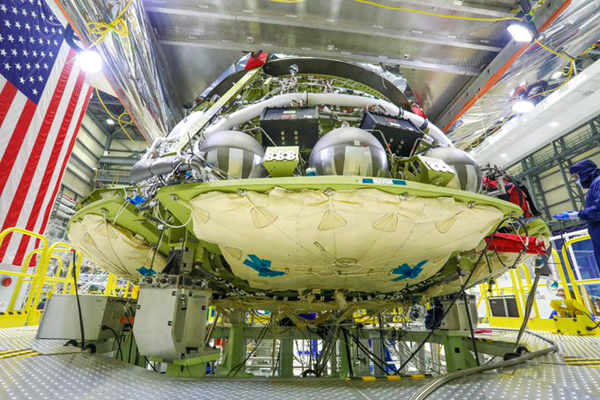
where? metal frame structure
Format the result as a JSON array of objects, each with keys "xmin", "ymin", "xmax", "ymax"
[{"xmin": 508, "ymin": 114, "xmax": 600, "ymax": 221}]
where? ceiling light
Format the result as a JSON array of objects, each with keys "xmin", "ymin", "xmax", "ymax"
[
  {"xmin": 512, "ymin": 99, "xmax": 535, "ymax": 113},
  {"xmin": 507, "ymin": 24, "xmax": 533, "ymax": 43},
  {"xmin": 77, "ymin": 50, "xmax": 102, "ymax": 73},
  {"xmin": 549, "ymin": 121, "xmax": 559, "ymax": 127},
  {"xmin": 501, "ymin": 154, "xmax": 507, "ymax": 158},
  {"xmin": 551, "ymin": 71, "xmax": 563, "ymax": 79},
  {"xmin": 106, "ymin": 119, "xmax": 115, "ymax": 125}
]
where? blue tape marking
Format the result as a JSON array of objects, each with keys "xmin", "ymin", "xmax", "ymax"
[
  {"xmin": 362, "ymin": 178, "xmax": 374, "ymax": 184},
  {"xmin": 391, "ymin": 260, "xmax": 427, "ymax": 281},
  {"xmin": 137, "ymin": 267, "xmax": 156, "ymax": 277},
  {"xmin": 392, "ymin": 180, "xmax": 407, "ymax": 186},
  {"xmin": 243, "ymin": 254, "xmax": 285, "ymax": 277}
]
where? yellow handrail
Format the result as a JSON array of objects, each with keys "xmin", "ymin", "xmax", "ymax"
[
  {"xmin": 552, "ymin": 249, "xmax": 573, "ymax": 300},
  {"xmin": 560, "ymin": 235, "xmax": 591, "ymax": 304},
  {"xmin": 0, "ymin": 228, "xmax": 138, "ymax": 327}
]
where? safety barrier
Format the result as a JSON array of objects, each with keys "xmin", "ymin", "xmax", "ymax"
[
  {"xmin": 0, "ymin": 227, "xmax": 138, "ymax": 328},
  {"xmin": 482, "ymin": 231, "xmax": 600, "ymax": 334}
]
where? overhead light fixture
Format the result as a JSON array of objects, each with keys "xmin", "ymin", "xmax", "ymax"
[
  {"xmin": 551, "ymin": 71, "xmax": 563, "ymax": 79},
  {"xmin": 512, "ymin": 99, "xmax": 535, "ymax": 113},
  {"xmin": 77, "ymin": 50, "xmax": 102, "ymax": 73},
  {"xmin": 106, "ymin": 119, "xmax": 115, "ymax": 125},
  {"xmin": 501, "ymin": 153, "xmax": 508, "ymax": 158},
  {"xmin": 507, "ymin": 23, "xmax": 533, "ymax": 43},
  {"xmin": 549, "ymin": 121, "xmax": 560, "ymax": 127}
]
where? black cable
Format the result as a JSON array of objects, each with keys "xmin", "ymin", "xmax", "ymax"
[
  {"xmin": 394, "ymin": 217, "xmax": 514, "ymax": 374},
  {"xmin": 341, "ymin": 327, "xmax": 354, "ymax": 378},
  {"xmin": 71, "ymin": 251, "xmax": 85, "ymax": 350},
  {"xmin": 144, "ymin": 356, "xmax": 159, "ymax": 372},
  {"xmin": 462, "ymin": 291, "xmax": 480, "ymax": 366},
  {"xmin": 227, "ymin": 321, "xmax": 270, "ymax": 378},
  {"xmin": 104, "ymin": 326, "xmax": 123, "ymax": 360},
  {"xmin": 346, "ymin": 330, "xmax": 390, "ymax": 374},
  {"xmin": 150, "ymin": 226, "xmax": 166, "ymax": 271}
]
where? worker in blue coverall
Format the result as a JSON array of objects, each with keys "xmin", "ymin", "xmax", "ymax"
[{"xmin": 554, "ymin": 160, "xmax": 600, "ymax": 266}]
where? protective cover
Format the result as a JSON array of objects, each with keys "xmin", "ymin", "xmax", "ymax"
[
  {"xmin": 187, "ymin": 187, "xmax": 504, "ymax": 293},
  {"xmin": 69, "ymin": 215, "xmax": 167, "ymax": 280}
]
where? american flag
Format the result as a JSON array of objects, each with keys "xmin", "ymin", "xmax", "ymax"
[{"xmin": 0, "ymin": 0, "xmax": 92, "ymax": 266}]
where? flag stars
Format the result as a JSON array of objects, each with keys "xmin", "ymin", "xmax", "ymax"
[
  {"xmin": 32, "ymin": 50, "xmax": 38, "ymax": 57},
  {"xmin": 11, "ymin": 6, "xmax": 17, "ymax": 15},
  {"xmin": 25, "ymin": 63, "xmax": 31, "ymax": 70},
  {"xmin": 18, "ymin": 36, "xmax": 24, "ymax": 44},
  {"xmin": 34, "ymin": 63, "xmax": 40, "ymax": 69},
  {"xmin": 15, "ymin": 63, "xmax": 21, "ymax": 71},
  {"xmin": 25, "ymin": 23, "xmax": 30, "ymax": 31},
  {"xmin": 43, "ymin": 26, "xmax": 48, "ymax": 33},
  {"xmin": 10, "ymin": 48, "xmax": 16, "ymax": 56},
  {"xmin": 7, "ymin": 34, "xmax": 13, "ymax": 43},
  {"xmin": 0, "ymin": 5, "xmax": 7, "ymax": 12},
  {"xmin": 19, "ymin": 77, "xmax": 25, "ymax": 84},
  {"xmin": 0, "ymin": 34, "xmax": 3, "ymax": 42},
  {"xmin": 28, "ymin": 76, "xmax": 34, "ymax": 83},
  {"xmin": 21, "ymin": 9, "xmax": 27, "ymax": 17},
  {"xmin": 34, "ymin": 24, "xmax": 39, "ymax": 31},
  {"xmin": 43, "ymin": 63, "xmax": 48, "ymax": 70},
  {"xmin": 3, "ymin": 63, "xmax": 10, "ymax": 70},
  {"xmin": 40, "ymin": 51, "xmax": 45, "ymax": 57},
  {"xmin": 48, "ymin": 51, "xmax": 53, "ymax": 58},
  {"xmin": 37, "ymin": 76, "xmax": 43, "ymax": 82},
  {"xmin": 0, "ymin": 49, "xmax": 6, "ymax": 57},
  {"xmin": 22, "ymin": 49, "xmax": 28, "ymax": 57},
  {"xmin": 14, "ymin": 21, "xmax": 21, "ymax": 29},
  {"xmin": 38, "ymin": 38, "xmax": 43, "ymax": 46},
  {"xmin": 5, "ymin": 20, "xmax": 11, "ymax": 28},
  {"xmin": 53, "ymin": 40, "xmax": 58, "ymax": 46},
  {"xmin": 32, "ymin": 89, "xmax": 37, "ymax": 95}
]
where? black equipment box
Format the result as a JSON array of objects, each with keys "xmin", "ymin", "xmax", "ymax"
[
  {"xmin": 360, "ymin": 112, "xmax": 424, "ymax": 157},
  {"xmin": 259, "ymin": 107, "xmax": 319, "ymax": 150},
  {"xmin": 489, "ymin": 296, "xmax": 520, "ymax": 318}
]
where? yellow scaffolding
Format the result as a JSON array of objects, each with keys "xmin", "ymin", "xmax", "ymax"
[{"xmin": 0, "ymin": 227, "xmax": 138, "ymax": 328}]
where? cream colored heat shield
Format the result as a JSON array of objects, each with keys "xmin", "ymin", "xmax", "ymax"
[
  {"xmin": 187, "ymin": 187, "xmax": 504, "ymax": 293},
  {"xmin": 69, "ymin": 215, "xmax": 167, "ymax": 280}
]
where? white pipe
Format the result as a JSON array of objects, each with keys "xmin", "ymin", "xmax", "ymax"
[{"xmin": 202, "ymin": 93, "xmax": 453, "ymax": 147}]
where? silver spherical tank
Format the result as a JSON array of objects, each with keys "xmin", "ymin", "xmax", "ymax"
[
  {"xmin": 199, "ymin": 130, "xmax": 266, "ymax": 179},
  {"xmin": 425, "ymin": 147, "xmax": 482, "ymax": 193},
  {"xmin": 309, "ymin": 127, "xmax": 388, "ymax": 177}
]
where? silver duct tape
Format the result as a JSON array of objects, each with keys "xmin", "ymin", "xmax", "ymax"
[
  {"xmin": 449, "ymin": 0, "xmax": 600, "ymax": 148},
  {"xmin": 59, "ymin": 0, "xmax": 182, "ymax": 141}
]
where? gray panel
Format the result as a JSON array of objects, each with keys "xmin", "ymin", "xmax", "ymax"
[{"xmin": 37, "ymin": 295, "xmax": 127, "ymax": 342}]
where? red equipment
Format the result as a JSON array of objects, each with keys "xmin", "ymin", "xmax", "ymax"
[
  {"xmin": 245, "ymin": 51, "xmax": 269, "ymax": 70},
  {"xmin": 484, "ymin": 233, "xmax": 546, "ymax": 255}
]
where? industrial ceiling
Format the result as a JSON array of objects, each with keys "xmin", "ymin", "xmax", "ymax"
[{"xmin": 57, "ymin": 0, "xmax": 599, "ymax": 156}]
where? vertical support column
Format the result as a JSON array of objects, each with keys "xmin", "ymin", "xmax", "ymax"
[
  {"xmin": 357, "ymin": 339, "xmax": 370, "ymax": 376},
  {"xmin": 329, "ymin": 339, "xmax": 338, "ymax": 376},
  {"xmin": 372, "ymin": 338, "xmax": 385, "ymax": 376},
  {"xmin": 553, "ymin": 140, "xmax": 578, "ymax": 210},
  {"xmin": 531, "ymin": 174, "xmax": 551, "ymax": 219},
  {"xmin": 442, "ymin": 335, "xmax": 477, "ymax": 373},
  {"xmin": 279, "ymin": 338, "xmax": 294, "ymax": 378},
  {"xmin": 339, "ymin": 333, "xmax": 352, "ymax": 378},
  {"xmin": 217, "ymin": 311, "xmax": 253, "ymax": 378}
]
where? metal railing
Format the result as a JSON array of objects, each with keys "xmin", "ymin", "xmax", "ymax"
[
  {"xmin": 0, "ymin": 227, "xmax": 138, "ymax": 328},
  {"xmin": 480, "ymin": 229, "xmax": 600, "ymax": 332}
]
